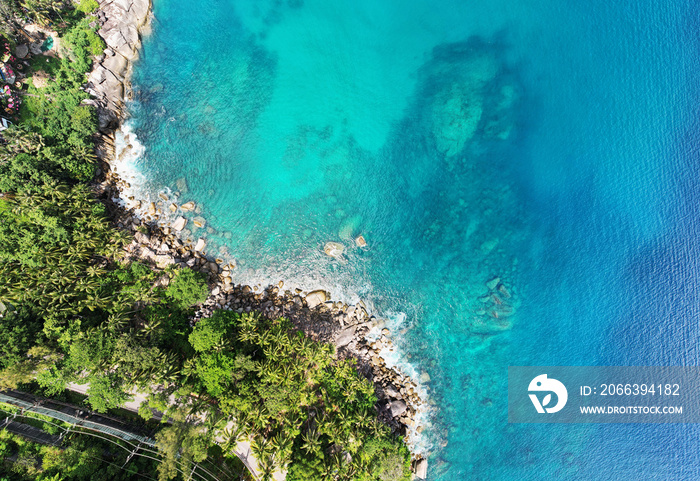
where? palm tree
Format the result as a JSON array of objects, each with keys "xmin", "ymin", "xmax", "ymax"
[{"xmin": 301, "ymin": 427, "xmax": 322, "ymax": 456}]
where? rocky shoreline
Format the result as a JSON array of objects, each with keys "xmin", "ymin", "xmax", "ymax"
[
  {"xmin": 85, "ymin": 0, "xmax": 151, "ymax": 139},
  {"xmin": 87, "ymin": 0, "xmax": 430, "ymax": 477}
]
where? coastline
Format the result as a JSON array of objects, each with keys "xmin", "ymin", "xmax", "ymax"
[{"xmin": 87, "ymin": 0, "xmax": 431, "ymax": 476}]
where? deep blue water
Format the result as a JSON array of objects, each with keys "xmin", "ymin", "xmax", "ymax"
[{"xmin": 119, "ymin": 0, "xmax": 700, "ymax": 478}]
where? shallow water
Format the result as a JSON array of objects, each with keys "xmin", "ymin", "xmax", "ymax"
[{"xmin": 121, "ymin": 0, "xmax": 700, "ymax": 478}]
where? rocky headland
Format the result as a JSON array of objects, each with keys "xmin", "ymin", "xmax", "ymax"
[
  {"xmin": 87, "ymin": 0, "xmax": 430, "ymax": 477},
  {"xmin": 85, "ymin": 0, "xmax": 151, "ymax": 137}
]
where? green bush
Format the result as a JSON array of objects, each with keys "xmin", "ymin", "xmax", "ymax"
[
  {"xmin": 76, "ymin": 0, "xmax": 99, "ymax": 14},
  {"xmin": 86, "ymin": 28, "xmax": 106, "ymax": 56},
  {"xmin": 165, "ymin": 268, "xmax": 208, "ymax": 309}
]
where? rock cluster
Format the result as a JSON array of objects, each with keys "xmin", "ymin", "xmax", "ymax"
[
  {"xmin": 100, "ymin": 192, "xmax": 428, "ymax": 473},
  {"xmin": 85, "ymin": 0, "xmax": 152, "ymax": 132}
]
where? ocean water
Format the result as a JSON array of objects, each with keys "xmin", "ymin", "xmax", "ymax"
[{"xmin": 119, "ymin": 0, "xmax": 700, "ymax": 478}]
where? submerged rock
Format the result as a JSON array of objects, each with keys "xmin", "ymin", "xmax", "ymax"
[
  {"xmin": 486, "ymin": 276, "xmax": 501, "ymax": 290},
  {"xmin": 193, "ymin": 216, "xmax": 206, "ymax": 228},
  {"xmin": 324, "ymin": 241, "xmax": 345, "ymax": 258},
  {"xmin": 176, "ymin": 177, "xmax": 188, "ymax": 193},
  {"xmin": 425, "ymin": 44, "xmax": 500, "ymax": 157},
  {"xmin": 181, "ymin": 201, "xmax": 196, "ymax": 212}
]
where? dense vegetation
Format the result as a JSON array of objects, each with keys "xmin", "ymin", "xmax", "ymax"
[{"xmin": 0, "ymin": 2, "xmax": 412, "ymax": 481}]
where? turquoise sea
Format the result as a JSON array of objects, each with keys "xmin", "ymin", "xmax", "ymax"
[{"xmin": 119, "ymin": 0, "xmax": 700, "ymax": 478}]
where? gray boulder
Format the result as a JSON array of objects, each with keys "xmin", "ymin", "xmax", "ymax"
[
  {"xmin": 388, "ymin": 400, "xmax": 407, "ymax": 417},
  {"xmin": 15, "ymin": 44, "xmax": 28, "ymax": 58},
  {"xmin": 335, "ymin": 326, "xmax": 356, "ymax": 347}
]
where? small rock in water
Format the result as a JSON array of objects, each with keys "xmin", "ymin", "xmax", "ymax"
[
  {"xmin": 181, "ymin": 201, "xmax": 196, "ymax": 212},
  {"xmin": 486, "ymin": 277, "xmax": 501, "ymax": 290},
  {"xmin": 147, "ymin": 202, "xmax": 156, "ymax": 215},
  {"xmin": 193, "ymin": 216, "xmax": 206, "ymax": 228},
  {"xmin": 420, "ymin": 371, "xmax": 431, "ymax": 383},
  {"xmin": 481, "ymin": 238, "xmax": 499, "ymax": 253},
  {"xmin": 194, "ymin": 238, "xmax": 206, "ymax": 252},
  {"xmin": 158, "ymin": 192, "xmax": 169, "ymax": 201},
  {"xmin": 324, "ymin": 241, "xmax": 345, "ymax": 258},
  {"xmin": 172, "ymin": 216, "xmax": 187, "ymax": 231},
  {"xmin": 168, "ymin": 203, "xmax": 177, "ymax": 213},
  {"xmin": 176, "ymin": 177, "xmax": 188, "ymax": 193},
  {"xmin": 355, "ymin": 235, "xmax": 367, "ymax": 247}
]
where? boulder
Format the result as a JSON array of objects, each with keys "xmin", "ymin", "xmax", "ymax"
[
  {"xmin": 140, "ymin": 247, "xmax": 155, "ymax": 261},
  {"xmin": 355, "ymin": 235, "xmax": 367, "ymax": 247},
  {"xmin": 420, "ymin": 371, "xmax": 431, "ymax": 383},
  {"xmin": 193, "ymin": 216, "xmax": 206, "ymax": 228},
  {"xmin": 388, "ymin": 400, "xmax": 407, "ymax": 418},
  {"xmin": 486, "ymin": 276, "xmax": 501, "ymax": 290},
  {"xmin": 168, "ymin": 203, "xmax": 177, "ymax": 213},
  {"xmin": 154, "ymin": 254, "xmax": 174, "ymax": 269},
  {"xmin": 172, "ymin": 217, "xmax": 187, "ymax": 231},
  {"xmin": 147, "ymin": 202, "xmax": 156, "ymax": 215},
  {"xmin": 324, "ymin": 241, "xmax": 344, "ymax": 258},
  {"xmin": 134, "ymin": 231, "xmax": 149, "ymax": 245},
  {"xmin": 194, "ymin": 238, "xmax": 206, "ymax": 252},
  {"xmin": 335, "ymin": 326, "xmax": 356, "ymax": 347},
  {"xmin": 414, "ymin": 459, "xmax": 428, "ymax": 479},
  {"xmin": 305, "ymin": 290, "xmax": 328, "ymax": 308},
  {"xmin": 384, "ymin": 384, "xmax": 400, "ymax": 399},
  {"xmin": 101, "ymin": 51, "xmax": 128, "ymax": 79},
  {"xmin": 181, "ymin": 201, "xmax": 196, "ymax": 212},
  {"xmin": 14, "ymin": 44, "xmax": 28, "ymax": 58},
  {"xmin": 129, "ymin": 0, "xmax": 151, "ymax": 26}
]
